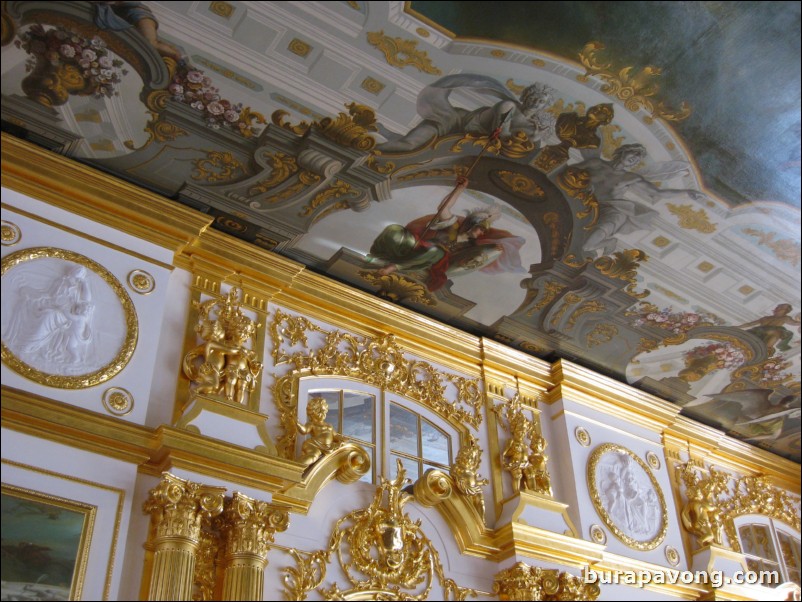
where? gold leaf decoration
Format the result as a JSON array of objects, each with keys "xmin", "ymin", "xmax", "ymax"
[
  {"xmin": 248, "ymin": 152, "xmax": 299, "ymax": 195},
  {"xmin": 667, "ymin": 204, "xmax": 716, "ymax": 233},
  {"xmin": 191, "ymin": 150, "xmax": 244, "ymax": 183},
  {"xmin": 367, "ymin": 30, "xmax": 442, "ymax": 74},
  {"xmin": 299, "ymin": 179, "xmax": 359, "ymax": 217},
  {"xmin": 314, "ymin": 102, "xmax": 378, "ymax": 151},
  {"xmin": 578, "ymin": 41, "xmax": 691, "ymax": 123},
  {"xmin": 593, "ymin": 249, "xmax": 649, "ymax": 298},
  {"xmin": 271, "ymin": 109, "xmax": 312, "ymax": 135},
  {"xmin": 493, "ymin": 170, "xmax": 545, "ymax": 199},
  {"xmin": 587, "ymin": 323, "xmax": 618, "ymax": 348}
]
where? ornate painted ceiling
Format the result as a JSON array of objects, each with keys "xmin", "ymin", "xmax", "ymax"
[{"xmin": 1, "ymin": 1, "xmax": 800, "ymax": 462}]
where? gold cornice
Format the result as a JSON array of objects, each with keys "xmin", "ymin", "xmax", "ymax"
[
  {"xmin": 550, "ymin": 359, "xmax": 680, "ymax": 432},
  {"xmin": 664, "ymin": 417, "xmax": 801, "ymax": 488},
  {"xmin": 1, "ymin": 133, "xmax": 212, "ymax": 253},
  {"xmin": 593, "ymin": 552, "xmax": 705, "ymax": 599},
  {"xmin": 481, "ymin": 338, "xmax": 554, "ymax": 392},
  {"xmin": 494, "ymin": 522, "xmax": 605, "ymax": 567},
  {"xmin": 2, "ymin": 386, "xmax": 152, "ymax": 463}
]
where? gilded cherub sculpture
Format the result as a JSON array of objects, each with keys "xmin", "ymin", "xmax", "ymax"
[{"xmin": 296, "ymin": 396, "xmax": 344, "ymax": 466}]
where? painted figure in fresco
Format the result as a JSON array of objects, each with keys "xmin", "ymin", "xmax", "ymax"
[
  {"xmin": 4, "ymin": 264, "xmax": 95, "ymax": 371},
  {"xmin": 568, "ymin": 143, "xmax": 707, "ymax": 256},
  {"xmin": 377, "ymin": 74, "xmax": 556, "ymax": 152},
  {"xmin": 534, "ymin": 103, "xmax": 614, "ymax": 171},
  {"xmin": 739, "ymin": 303, "xmax": 801, "ymax": 354},
  {"xmin": 296, "ymin": 396, "xmax": 344, "ymax": 466},
  {"xmin": 93, "ymin": 1, "xmax": 182, "ymax": 59},
  {"xmin": 366, "ymin": 176, "xmax": 526, "ymax": 292}
]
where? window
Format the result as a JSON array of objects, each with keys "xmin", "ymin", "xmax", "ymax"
[
  {"xmin": 738, "ymin": 520, "xmax": 801, "ymax": 586},
  {"xmin": 304, "ymin": 382, "xmax": 453, "ymax": 484}
]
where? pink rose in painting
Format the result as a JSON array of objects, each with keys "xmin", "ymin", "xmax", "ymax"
[
  {"xmin": 206, "ymin": 101, "xmax": 225, "ymax": 115},
  {"xmin": 81, "ymin": 48, "xmax": 97, "ymax": 62},
  {"xmin": 186, "ymin": 70, "xmax": 205, "ymax": 84},
  {"xmin": 98, "ymin": 55, "xmax": 113, "ymax": 69},
  {"xmin": 191, "ymin": 100, "xmax": 205, "ymax": 111},
  {"xmin": 169, "ymin": 83, "xmax": 184, "ymax": 95},
  {"xmin": 224, "ymin": 109, "xmax": 240, "ymax": 123},
  {"xmin": 59, "ymin": 44, "xmax": 76, "ymax": 58}
]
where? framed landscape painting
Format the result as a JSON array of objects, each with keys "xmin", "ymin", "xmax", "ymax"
[{"xmin": 1, "ymin": 484, "xmax": 96, "ymax": 601}]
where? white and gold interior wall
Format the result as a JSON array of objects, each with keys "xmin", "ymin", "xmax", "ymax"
[{"xmin": 1, "ymin": 135, "xmax": 800, "ymax": 602}]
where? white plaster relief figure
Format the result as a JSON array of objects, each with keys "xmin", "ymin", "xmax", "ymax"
[
  {"xmin": 601, "ymin": 453, "xmax": 660, "ymax": 538},
  {"xmin": 3, "ymin": 262, "xmax": 98, "ymax": 374}
]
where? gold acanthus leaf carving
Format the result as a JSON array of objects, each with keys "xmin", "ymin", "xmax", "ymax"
[
  {"xmin": 398, "ymin": 166, "xmax": 467, "ymax": 182},
  {"xmin": 720, "ymin": 474, "xmax": 801, "ymax": 551},
  {"xmin": 667, "ymin": 203, "xmax": 716, "ymax": 233},
  {"xmin": 527, "ymin": 280, "xmax": 566, "ymax": 316},
  {"xmin": 743, "ymin": 228, "xmax": 801, "ymax": 266},
  {"xmin": 567, "ymin": 299, "xmax": 607, "ymax": 329},
  {"xmin": 124, "ymin": 110, "xmax": 187, "ymax": 151},
  {"xmin": 578, "ymin": 41, "xmax": 691, "ymax": 123},
  {"xmin": 593, "ymin": 249, "xmax": 649, "ymax": 298},
  {"xmin": 367, "ymin": 30, "xmax": 442, "ymax": 75},
  {"xmin": 557, "ymin": 166, "xmax": 599, "ymax": 229},
  {"xmin": 191, "ymin": 150, "xmax": 244, "ymax": 183},
  {"xmin": 271, "ymin": 109, "xmax": 311, "ymax": 135},
  {"xmin": 249, "ymin": 152, "xmax": 299, "ymax": 195},
  {"xmin": 365, "ymin": 153, "xmax": 396, "ymax": 174},
  {"xmin": 269, "ymin": 310, "xmax": 483, "ymax": 457},
  {"xmin": 359, "ymin": 270, "xmax": 436, "ymax": 306}
]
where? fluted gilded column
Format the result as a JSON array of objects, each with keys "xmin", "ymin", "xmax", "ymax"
[
  {"xmin": 143, "ymin": 473, "xmax": 226, "ymax": 601},
  {"xmin": 219, "ymin": 492, "xmax": 290, "ymax": 601}
]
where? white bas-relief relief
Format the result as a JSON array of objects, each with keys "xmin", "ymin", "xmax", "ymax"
[
  {"xmin": 1, "ymin": 249, "xmax": 136, "ymax": 387},
  {"xmin": 588, "ymin": 444, "xmax": 667, "ymax": 550}
]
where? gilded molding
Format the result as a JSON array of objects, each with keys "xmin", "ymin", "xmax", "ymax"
[
  {"xmin": 587, "ymin": 443, "xmax": 668, "ymax": 551},
  {"xmin": 577, "ymin": 41, "xmax": 691, "ymax": 123},
  {"xmin": 270, "ymin": 309, "xmax": 483, "ymax": 458},
  {"xmin": 366, "ymin": 30, "xmax": 442, "ymax": 74},
  {"xmin": 493, "ymin": 562, "xmax": 600, "ymax": 601},
  {"xmin": 1, "ymin": 247, "xmax": 139, "ymax": 389}
]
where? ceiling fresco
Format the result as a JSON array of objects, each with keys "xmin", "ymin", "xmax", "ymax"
[{"xmin": 1, "ymin": 1, "xmax": 800, "ymax": 462}]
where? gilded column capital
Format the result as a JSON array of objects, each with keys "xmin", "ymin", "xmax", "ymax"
[
  {"xmin": 220, "ymin": 492, "xmax": 290, "ymax": 559},
  {"xmin": 143, "ymin": 473, "xmax": 226, "ymax": 543}
]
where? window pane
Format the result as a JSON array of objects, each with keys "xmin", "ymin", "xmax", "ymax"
[
  {"xmin": 343, "ymin": 392, "xmax": 374, "ymax": 443},
  {"xmin": 390, "ymin": 453, "xmax": 419, "ymax": 483},
  {"xmin": 779, "ymin": 532, "xmax": 801, "ymax": 585},
  {"xmin": 754, "ymin": 525, "xmax": 778, "ymax": 561},
  {"xmin": 358, "ymin": 445, "xmax": 375, "ymax": 484},
  {"xmin": 423, "ymin": 462, "xmax": 448, "ymax": 476},
  {"xmin": 308, "ymin": 390, "xmax": 340, "ymax": 430},
  {"xmin": 390, "ymin": 404, "xmax": 418, "ymax": 456},
  {"xmin": 421, "ymin": 420, "xmax": 450, "ymax": 466}
]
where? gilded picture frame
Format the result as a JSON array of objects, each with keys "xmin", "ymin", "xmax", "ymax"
[{"xmin": 1, "ymin": 484, "xmax": 96, "ymax": 601}]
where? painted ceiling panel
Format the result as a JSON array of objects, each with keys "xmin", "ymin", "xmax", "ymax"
[{"xmin": 0, "ymin": 1, "xmax": 799, "ymax": 462}]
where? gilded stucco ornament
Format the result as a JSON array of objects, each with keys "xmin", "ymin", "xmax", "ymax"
[
  {"xmin": 587, "ymin": 444, "xmax": 668, "ymax": 551},
  {"xmin": 269, "ymin": 309, "xmax": 483, "ymax": 458},
  {"xmin": 1, "ymin": 247, "xmax": 138, "ymax": 389},
  {"xmin": 1, "ymin": 220, "xmax": 21, "ymax": 246},
  {"xmin": 451, "ymin": 433, "xmax": 489, "ymax": 518},
  {"xmin": 127, "ymin": 269, "xmax": 155, "ymax": 294},
  {"xmin": 359, "ymin": 270, "xmax": 437, "ymax": 306},
  {"xmin": 182, "ymin": 287, "xmax": 262, "ymax": 405},
  {"xmin": 720, "ymin": 474, "xmax": 801, "ymax": 552},
  {"xmin": 493, "ymin": 562, "xmax": 600, "ymax": 601},
  {"xmin": 494, "ymin": 393, "xmax": 552, "ymax": 495},
  {"xmin": 366, "ymin": 30, "xmax": 442, "ymax": 75},
  {"xmin": 102, "ymin": 386, "xmax": 133, "ymax": 416},
  {"xmin": 284, "ymin": 460, "xmax": 451, "ymax": 600}
]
